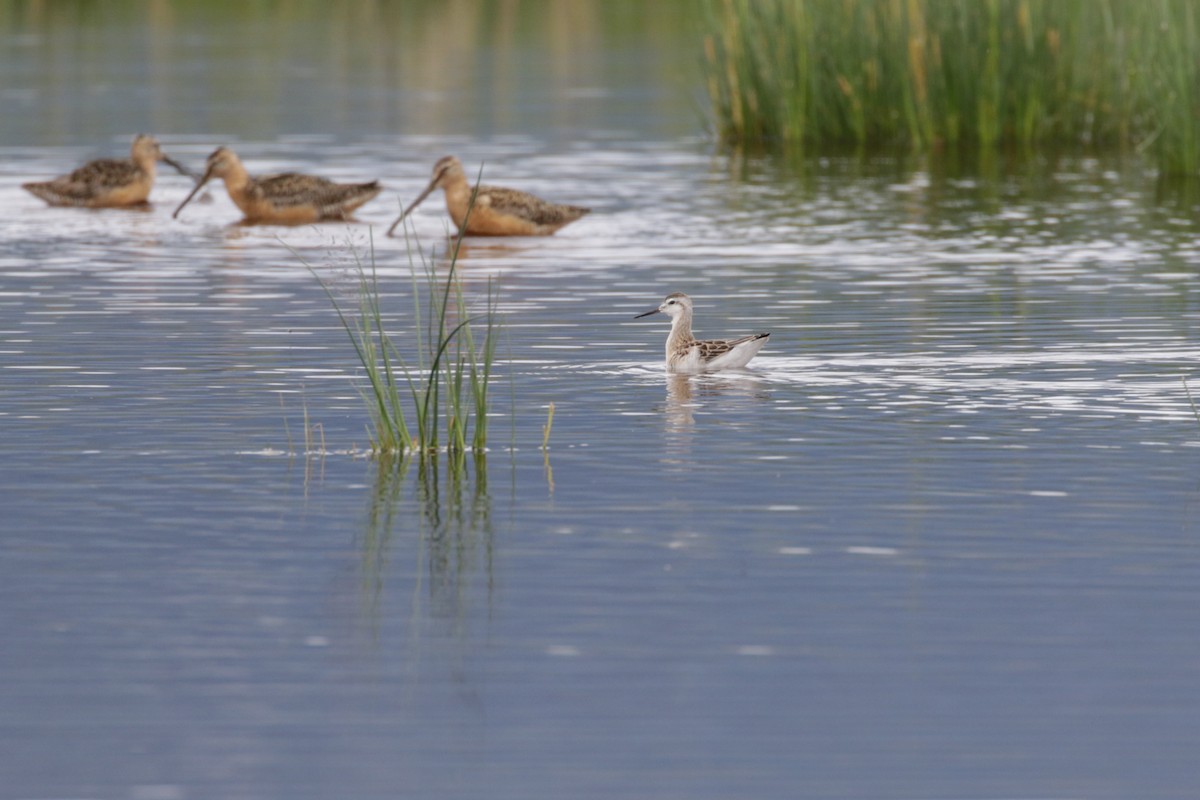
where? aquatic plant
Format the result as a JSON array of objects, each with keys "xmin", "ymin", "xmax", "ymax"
[
  {"xmin": 541, "ymin": 402, "xmax": 555, "ymax": 451},
  {"xmin": 305, "ymin": 221, "xmax": 498, "ymax": 458},
  {"xmin": 702, "ymin": 0, "xmax": 1200, "ymax": 173},
  {"xmin": 541, "ymin": 402, "xmax": 556, "ymax": 494},
  {"xmin": 280, "ymin": 391, "xmax": 326, "ymax": 458}
]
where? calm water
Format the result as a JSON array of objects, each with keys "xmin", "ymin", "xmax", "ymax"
[{"xmin": 3, "ymin": 4, "xmax": 1200, "ymax": 799}]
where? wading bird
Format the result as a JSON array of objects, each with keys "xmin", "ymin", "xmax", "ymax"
[
  {"xmin": 173, "ymin": 146, "xmax": 381, "ymax": 224},
  {"xmin": 635, "ymin": 293, "xmax": 770, "ymax": 373},
  {"xmin": 23, "ymin": 134, "xmax": 191, "ymax": 208},
  {"xmin": 387, "ymin": 155, "xmax": 589, "ymax": 237}
]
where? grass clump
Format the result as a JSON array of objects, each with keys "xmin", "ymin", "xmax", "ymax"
[
  {"xmin": 307, "ymin": 226, "xmax": 498, "ymax": 458},
  {"xmin": 702, "ymin": 0, "xmax": 1200, "ymax": 173}
]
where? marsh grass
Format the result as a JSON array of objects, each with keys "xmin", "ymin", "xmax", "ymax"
[
  {"xmin": 541, "ymin": 402, "xmax": 555, "ymax": 494},
  {"xmin": 541, "ymin": 402, "xmax": 555, "ymax": 451},
  {"xmin": 703, "ymin": 0, "xmax": 1200, "ymax": 173},
  {"xmin": 303, "ymin": 219, "xmax": 498, "ymax": 459},
  {"xmin": 280, "ymin": 391, "xmax": 326, "ymax": 457}
]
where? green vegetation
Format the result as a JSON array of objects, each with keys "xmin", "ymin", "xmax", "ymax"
[
  {"xmin": 280, "ymin": 392, "xmax": 326, "ymax": 458},
  {"xmin": 703, "ymin": 0, "xmax": 1200, "ymax": 173},
  {"xmin": 306, "ymin": 227, "xmax": 498, "ymax": 458}
]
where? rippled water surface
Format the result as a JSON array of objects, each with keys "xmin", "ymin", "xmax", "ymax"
[{"xmin": 4, "ymin": 5, "xmax": 1200, "ymax": 800}]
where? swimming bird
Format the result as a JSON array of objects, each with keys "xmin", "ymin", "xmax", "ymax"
[
  {"xmin": 172, "ymin": 146, "xmax": 382, "ymax": 224},
  {"xmin": 635, "ymin": 293, "xmax": 769, "ymax": 373},
  {"xmin": 387, "ymin": 155, "xmax": 589, "ymax": 237},
  {"xmin": 22, "ymin": 134, "xmax": 191, "ymax": 208}
]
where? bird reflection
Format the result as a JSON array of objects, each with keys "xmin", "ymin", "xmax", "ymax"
[
  {"xmin": 665, "ymin": 373, "xmax": 698, "ymax": 432},
  {"xmin": 660, "ymin": 370, "xmax": 772, "ymax": 459},
  {"xmin": 435, "ymin": 239, "xmax": 530, "ymax": 261}
]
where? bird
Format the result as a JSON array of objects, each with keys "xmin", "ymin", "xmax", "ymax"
[
  {"xmin": 387, "ymin": 155, "xmax": 589, "ymax": 237},
  {"xmin": 22, "ymin": 134, "xmax": 192, "ymax": 208},
  {"xmin": 635, "ymin": 293, "xmax": 769, "ymax": 372},
  {"xmin": 172, "ymin": 146, "xmax": 382, "ymax": 224}
]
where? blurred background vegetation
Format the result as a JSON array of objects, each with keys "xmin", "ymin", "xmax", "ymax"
[
  {"xmin": 703, "ymin": 0, "xmax": 1200, "ymax": 174},
  {"xmin": 3, "ymin": 0, "xmax": 1198, "ymax": 175}
]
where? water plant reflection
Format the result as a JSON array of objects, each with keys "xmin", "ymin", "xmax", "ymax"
[{"xmin": 359, "ymin": 451, "xmax": 493, "ymax": 637}]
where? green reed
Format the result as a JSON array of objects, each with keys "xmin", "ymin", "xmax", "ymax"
[
  {"xmin": 307, "ymin": 221, "xmax": 498, "ymax": 458},
  {"xmin": 702, "ymin": 0, "xmax": 1200, "ymax": 172}
]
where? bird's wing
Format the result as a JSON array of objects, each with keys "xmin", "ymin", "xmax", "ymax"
[
  {"xmin": 477, "ymin": 185, "xmax": 590, "ymax": 226},
  {"xmin": 251, "ymin": 173, "xmax": 381, "ymax": 213},
  {"xmin": 66, "ymin": 159, "xmax": 139, "ymax": 186},
  {"xmin": 695, "ymin": 333, "xmax": 769, "ymax": 361},
  {"xmin": 252, "ymin": 173, "xmax": 338, "ymax": 206}
]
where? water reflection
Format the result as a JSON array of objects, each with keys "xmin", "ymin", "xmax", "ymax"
[
  {"xmin": 446, "ymin": 239, "xmax": 541, "ymax": 261},
  {"xmin": 2, "ymin": 0, "xmax": 698, "ymax": 146},
  {"xmin": 660, "ymin": 370, "xmax": 773, "ymax": 450},
  {"xmin": 359, "ymin": 453, "xmax": 493, "ymax": 639},
  {"xmin": 664, "ymin": 372, "xmax": 697, "ymax": 432}
]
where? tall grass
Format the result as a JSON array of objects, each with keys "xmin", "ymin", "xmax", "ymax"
[
  {"xmin": 305, "ymin": 226, "xmax": 498, "ymax": 458},
  {"xmin": 702, "ymin": 0, "xmax": 1200, "ymax": 173}
]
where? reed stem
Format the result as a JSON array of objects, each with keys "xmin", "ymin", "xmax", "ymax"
[{"xmin": 702, "ymin": 0, "xmax": 1200, "ymax": 173}]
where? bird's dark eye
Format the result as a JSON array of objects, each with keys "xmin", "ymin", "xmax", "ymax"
[{"xmin": 667, "ymin": 300, "xmax": 676, "ymax": 305}]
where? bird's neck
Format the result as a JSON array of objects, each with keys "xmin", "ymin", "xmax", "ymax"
[
  {"xmin": 132, "ymin": 151, "xmax": 158, "ymax": 176},
  {"xmin": 219, "ymin": 161, "xmax": 251, "ymax": 192},
  {"xmin": 667, "ymin": 314, "xmax": 694, "ymax": 350},
  {"xmin": 443, "ymin": 173, "xmax": 473, "ymax": 204}
]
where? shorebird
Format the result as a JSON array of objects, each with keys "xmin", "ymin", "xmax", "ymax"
[
  {"xmin": 387, "ymin": 155, "xmax": 589, "ymax": 237},
  {"xmin": 635, "ymin": 293, "xmax": 769, "ymax": 373},
  {"xmin": 22, "ymin": 134, "xmax": 191, "ymax": 208},
  {"xmin": 172, "ymin": 146, "xmax": 382, "ymax": 224}
]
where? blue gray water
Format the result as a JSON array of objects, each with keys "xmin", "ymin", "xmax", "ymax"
[{"xmin": 3, "ymin": 4, "xmax": 1200, "ymax": 799}]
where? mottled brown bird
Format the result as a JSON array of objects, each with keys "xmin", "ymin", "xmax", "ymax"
[
  {"xmin": 23, "ymin": 134, "xmax": 191, "ymax": 208},
  {"xmin": 173, "ymin": 146, "xmax": 382, "ymax": 224},
  {"xmin": 387, "ymin": 155, "xmax": 589, "ymax": 237}
]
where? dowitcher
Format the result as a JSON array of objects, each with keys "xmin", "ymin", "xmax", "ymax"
[
  {"xmin": 387, "ymin": 155, "xmax": 589, "ymax": 237},
  {"xmin": 172, "ymin": 146, "xmax": 382, "ymax": 224},
  {"xmin": 635, "ymin": 293, "xmax": 769, "ymax": 372},
  {"xmin": 22, "ymin": 134, "xmax": 191, "ymax": 208}
]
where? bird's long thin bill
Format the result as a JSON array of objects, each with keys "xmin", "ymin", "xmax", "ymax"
[
  {"xmin": 162, "ymin": 156, "xmax": 195, "ymax": 179},
  {"xmin": 634, "ymin": 308, "xmax": 661, "ymax": 319},
  {"xmin": 172, "ymin": 170, "xmax": 212, "ymax": 219},
  {"xmin": 386, "ymin": 179, "xmax": 438, "ymax": 236}
]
